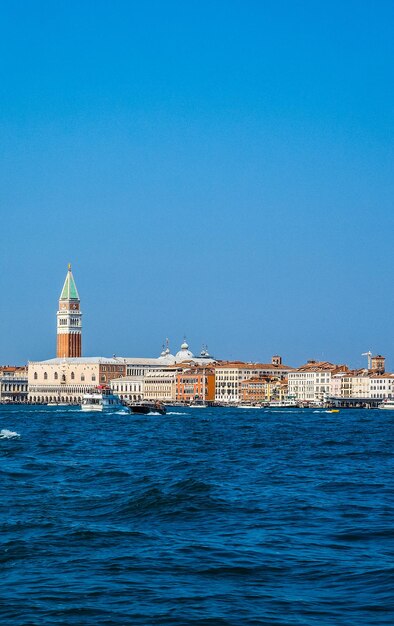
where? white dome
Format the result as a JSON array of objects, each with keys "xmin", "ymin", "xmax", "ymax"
[
  {"xmin": 175, "ymin": 349, "xmax": 194, "ymax": 362},
  {"xmin": 175, "ymin": 339, "xmax": 194, "ymax": 362}
]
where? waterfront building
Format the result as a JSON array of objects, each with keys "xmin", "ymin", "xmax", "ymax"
[
  {"xmin": 288, "ymin": 361, "xmax": 348, "ymax": 403},
  {"xmin": 28, "ymin": 357, "xmax": 126, "ymax": 404},
  {"xmin": 369, "ymin": 373, "xmax": 394, "ymax": 400},
  {"xmin": 215, "ymin": 357, "xmax": 293, "ymax": 404},
  {"xmin": 239, "ymin": 376, "xmax": 289, "ymax": 404},
  {"xmin": 340, "ymin": 371, "xmax": 371, "ymax": 399},
  {"xmin": 56, "ymin": 265, "xmax": 82, "ymax": 358},
  {"xmin": 329, "ymin": 368, "xmax": 394, "ymax": 404},
  {"xmin": 143, "ymin": 368, "xmax": 178, "ymax": 402},
  {"xmin": 0, "ymin": 366, "xmax": 28, "ymax": 403},
  {"xmin": 239, "ymin": 377, "xmax": 270, "ymax": 404},
  {"xmin": 123, "ymin": 354, "xmax": 177, "ymax": 377},
  {"xmin": 176, "ymin": 365, "xmax": 215, "ymax": 403},
  {"xmin": 330, "ymin": 372, "xmax": 348, "ymax": 398},
  {"xmin": 110, "ymin": 376, "xmax": 144, "ymax": 403}
]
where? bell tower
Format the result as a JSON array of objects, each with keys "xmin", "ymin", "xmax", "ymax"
[{"xmin": 56, "ymin": 264, "xmax": 82, "ymax": 358}]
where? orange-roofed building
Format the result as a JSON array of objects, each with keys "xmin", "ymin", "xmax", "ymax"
[
  {"xmin": 288, "ymin": 360, "xmax": 348, "ymax": 403},
  {"xmin": 176, "ymin": 366, "xmax": 215, "ymax": 404},
  {"xmin": 214, "ymin": 356, "xmax": 294, "ymax": 404}
]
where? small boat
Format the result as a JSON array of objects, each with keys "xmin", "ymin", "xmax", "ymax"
[
  {"xmin": 329, "ymin": 409, "xmax": 340, "ymax": 413},
  {"xmin": 129, "ymin": 401, "xmax": 166, "ymax": 415},
  {"xmin": 378, "ymin": 399, "xmax": 394, "ymax": 410},
  {"xmin": 81, "ymin": 386, "xmax": 126, "ymax": 412},
  {"xmin": 189, "ymin": 400, "xmax": 208, "ymax": 408}
]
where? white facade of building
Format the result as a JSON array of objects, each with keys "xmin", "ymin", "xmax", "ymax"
[
  {"xmin": 110, "ymin": 377, "xmax": 144, "ymax": 402},
  {"xmin": 369, "ymin": 375, "xmax": 394, "ymax": 399},
  {"xmin": 28, "ymin": 357, "xmax": 126, "ymax": 403},
  {"xmin": 340, "ymin": 373, "xmax": 371, "ymax": 399},
  {"xmin": 0, "ymin": 367, "xmax": 28, "ymax": 403},
  {"xmin": 215, "ymin": 362, "xmax": 293, "ymax": 404},
  {"xmin": 143, "ymin": 368, "xmax": 177, "ymax": 402},
  {"xmin": 330, "ymin": 372, "xmax": 394, "ymax": 400},
  {"xmin": 288, "ymin": 362, "xmax": 346, "ymax": 403}
]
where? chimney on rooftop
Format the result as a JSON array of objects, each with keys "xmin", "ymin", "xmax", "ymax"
[{"xmin": 272, "ymin": 355, "xmax": 282, "ymax": 366}]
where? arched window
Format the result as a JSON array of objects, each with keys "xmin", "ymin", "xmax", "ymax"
[
  {"xmin": 54, "ymin": 372, "xmax": 58, "ymax": 380},
  {"xmin": 92, "ymin": 374, "xmax": 96, "ymax": 382},
  {"xmin": 101, "ymin": 375, "xmax": 106, "ymax": 382},
  {"xmin": 62, "ymin": 374, "xmax": 66, "ymax": 382},
  {"xmin": 81, "ymin": 374, "xmax": 85, "ymax": 382},
  {"xmin": 34, "ymin": 372, "xmax": 38, "ymax": 380},
  {"xmin": 44, "ymin": 372, "xmax": 48, "ymax": 380},
  {"xmin": 71, "ymin": 372, "xmax": 75, "ymax": 380}
]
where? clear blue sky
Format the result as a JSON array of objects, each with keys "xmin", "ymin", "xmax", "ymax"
[{"xmin": 1, "ymin": 0, "xmax": 393, "ymax": 369}]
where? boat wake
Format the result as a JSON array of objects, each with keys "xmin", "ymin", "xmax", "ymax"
[{"xmin": 0, "ymin": 429, "xmax": 20, "ymax": 439}]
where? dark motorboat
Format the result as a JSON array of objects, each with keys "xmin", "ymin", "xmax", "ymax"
[{"xmin": 129, "ymin": 401, "xmax": 166, "ymax": 415}]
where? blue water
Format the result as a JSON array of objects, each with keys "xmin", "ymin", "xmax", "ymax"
[{"xmin": 1, "ymin": 405, "xmax": 393, "ymax": 625}]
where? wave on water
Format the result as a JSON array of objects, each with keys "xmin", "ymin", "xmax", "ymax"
[
  {"xmin": 166, "ymin": 411, "xmax": 189, "ymax": 416},
  {"xmin": 0, "ymin": 429, "xmax": 20, "ymax": 439}
]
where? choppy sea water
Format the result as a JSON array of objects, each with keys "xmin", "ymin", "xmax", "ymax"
[{"xmin": 1, "ymin": 405, "xmax": 393, "ymax": 626}]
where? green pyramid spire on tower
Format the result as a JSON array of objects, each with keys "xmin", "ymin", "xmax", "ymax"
[{"xmin": 59, "ymin": 264, "xmax": 80, "ymax": 301}]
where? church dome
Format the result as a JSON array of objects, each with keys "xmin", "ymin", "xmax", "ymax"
[
  {"xmin": 175, "ymin": 339, "xmax": 194, "ymax": 362},
  {"xmin": 158, "ymin": 341, "xmax": 176, "ymax": 364}
]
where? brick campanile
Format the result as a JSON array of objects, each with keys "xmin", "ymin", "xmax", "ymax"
[{"xmin": 56, "ymin": 264, "xmax": 82, "ymax": 358}]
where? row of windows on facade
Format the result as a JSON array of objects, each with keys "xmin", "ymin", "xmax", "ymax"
[
  {"xmin": 371, "ymin": 393, "xmax": 393, "ymax": 398},
  {"xmin": 34, "ymin": 372, "xmax": 115, "ymax": 383},
  {"xmin": 113, "ymin": 384, "xmax": 142, "ymax": 392},
  {"xmin": 58, "ymin": 319, "xmax": 80, "ymax": 326},
  {"xmin": 217, "ymin": 382, "xmax": 239, "ymax": 387},
  {"xmin": 35, "ymin": 372, "xmax": 96, "ymax": 382},
  {"xmin": 216, "ymin": 371, "xmax": 282, "ymax": 379},
  {"xmin": 291, "ymin": 386, "xmax": 328, "ymax": 392},
  {"xmin": 289, "ymin": 373, "xmax": 329, "ymax": 378},
  {"xmin": 1, "ymin": 384, "xmax": 28, "ymax": 391}
]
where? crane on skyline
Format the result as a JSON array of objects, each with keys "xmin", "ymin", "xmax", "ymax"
[{"xmin": 362, "ymin": 351, "xmax": 372, "ymax": 369}]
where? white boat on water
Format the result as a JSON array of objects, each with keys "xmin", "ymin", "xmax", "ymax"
[
  {"xmin": 268, "ymin": 401, "xmax": 298, "ymax": 408},
  {"xmin": 267, "ymin": 396, "xmax": 298, "ymax": 408},
  {"xmin": 237, "ymin": 404, "xmax": 260, "ymax": 409},
  {"xmin": 81, "ymin": 386, "xmax": 126, "ymax": 412},
  {"xmin": 378, "ymin": 399, "xmax": 394, "ymax": 410}
]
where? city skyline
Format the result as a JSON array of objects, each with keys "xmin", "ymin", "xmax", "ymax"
[
  {"xmin": 1, "ymin": 2, "xmax": 393, "ymax": 367},
  {"xmin": 0, "ymin": 262, "xmax": 390, "ymax": 372}
]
